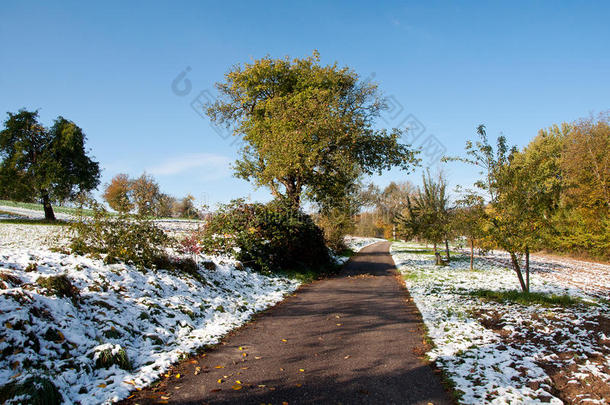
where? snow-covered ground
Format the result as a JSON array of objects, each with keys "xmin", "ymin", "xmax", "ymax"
[
  {"xmin": 344, "ymin": 236, "xmax": 386, "ymax": 252},
  {"xmin": 391, "ymin": 242, "xmax": 610, "ymax": 404},
  {"xmin": 0, "ymin": 224, "xmax": 300, "ymax": 404}
]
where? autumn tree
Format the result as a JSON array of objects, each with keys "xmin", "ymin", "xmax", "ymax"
[
  {"xmin": 0, "ymin": 109, "xmax": 100, "ymax": 220},
  {"xmin": 157, "ymin": 193, "xmax": 176, "ymax": 218},
  {"xmin": 103, "ymin": 173, "xmax": 133, "ymax": 213},
  {"xmin": 451, "ymin": 195, "xmax": 485, "ymax": 270},
  {"xmin": 173, "ymin": 194, "xmax": 199, "ymax": 219},
  {"xmin": 130, "ymin": 173, "xmax": 161, "ymax": 217},
  {"xmin": 206, "ymin": 52, "xmax": 419, "ymax": 211}
]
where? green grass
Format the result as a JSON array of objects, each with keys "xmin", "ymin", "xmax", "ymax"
[
  {"xmin": 0, "ymin": 217, "xmax": 69, "ymax": 225},
  {"xmin": 468, "ymin": 289, "xmax": 586, "ymax": 307},
  {"xmin": 0, "ymin": 199, "xmax": 94, "ymax": 216}
]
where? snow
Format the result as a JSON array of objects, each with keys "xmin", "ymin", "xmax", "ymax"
[
  {"xmin": 391, "ymin": 242, "xmax": 610, "ymax": 404},
  {"xmin": 344, "ymin": 236, "xmax": 385, "ymax": 252},
  {"xmin": 0, "ymin": 223, "xmax": 300, "ymax": 404}
]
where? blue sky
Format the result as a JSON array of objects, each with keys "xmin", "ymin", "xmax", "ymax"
[{"xmin": 1, "ymin": 1, "xmax": 608, "ymax": 207}]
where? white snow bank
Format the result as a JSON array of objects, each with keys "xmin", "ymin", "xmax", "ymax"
[{"xmin": 0, "ymin": 224, "xmax": 300, "ymax": 404}]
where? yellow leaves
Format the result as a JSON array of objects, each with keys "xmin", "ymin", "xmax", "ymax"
[
  {"xmin": 5, "ymin": 321, "xmax": 12, "ymax": 329},
  {"xmin": 254, "ymin": 356, "xmax": 262, "ymax": 360},
  {"xmin": 336, "ymin": 323, "xmax": 342, "ymax": 326},
  {"xmin": 296, "ymin": 383, "xmax": 302, "ymax": 387},
  {"xmin": 217, "ymin": 378, "xmax": 223, "ymax": 383},
  {"xmin": 242, "ymin": 352, "xmax": 247, "ymax": 357},
  {"xmin": 238, "ymin": 346, "xmax": 246, "ymax": 351},
  {"xmin": 175, "ymin": 373, "xmax": 181, "ymax": 379},
  {"xmin": 214, "ymin": 365, "xmax": 224, "ymax": 369},
  {"xmin": 97, "ymin": 383, "xmax": 107, "ymax": 388},
  {"xmin": 194, "ymin": 366, "xmax": 201, "ymax": 375},
  {"xmin": 281, "ymin": 339, "xmax": 287, "ymax": 342},
  {"xmin": 344, "ymin": 355, "xmax": 351, "ymax": 359},
  {"xmin": 160, "ymin": 396, "xmax": 170, "ymax": 400},
  {"xmin": 298, "ymin": 368, "xmax": 305, "ymax": 372},
  {"xmin": 235, "ymin": 380, "xmax": 242, "ymax": 384},
  {"xmin": 189, "ymin": 359, "xmax": 198, "ymax": 364},
  {"xmin": 123, "ymin": 380, "xmax": 136, "ymax": 386}
]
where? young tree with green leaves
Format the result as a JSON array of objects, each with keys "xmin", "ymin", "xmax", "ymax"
[
  {"xmin": 206, "ymin": 52, "xmax": 419, "ymax": 211},
  {"xmin": 0, "ymin": 109, "xmax": 100, "ymax": 220},
  {"xmin": 397, "ymin": 171, "xmax": 452, "ymax": 261},
  {"xmin": 446, "ymin": 125, "xmax": 563, "ymax": 292}
]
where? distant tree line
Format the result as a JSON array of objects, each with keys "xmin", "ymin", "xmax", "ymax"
[{"xmin": 103, "ymin": 173, "xmax": 201, "ymax": 219}]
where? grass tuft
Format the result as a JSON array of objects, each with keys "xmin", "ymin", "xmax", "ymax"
[
  {"xmin": 0, "ymin": 376, "xmax": 63, "ymax": 405},
  {"xmin": 94, "ymin": 346, "xmax": 131, "ymax": 370},
  {"xmin": 36, "ymin": 275, "xmax": 80, "ymax": 303}
]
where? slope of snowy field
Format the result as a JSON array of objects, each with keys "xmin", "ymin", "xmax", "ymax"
[
  {"xmin": 344, "ymin": 236, "xmax": 386, "ymax": 252},
  {"xmin": 0, "ymin": 224, "xmax": 300, "ymax": 404},
  {"xmin": 391, "ymin": 242, "xmax": 610, "ymax": 404}
]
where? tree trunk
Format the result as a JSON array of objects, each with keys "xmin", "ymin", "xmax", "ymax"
[
  {"xmin": 433, "ymin": 242, "xmax": 437, "ymax": 253},
  {"xmin": 525, "ymin": 246, "xmax": 530, "ymax": 293},
  {"xmin": 42, "ymin": 191, "xmax": 56, "ymax": 221},
  {"xmin": 282, "ymin": 179, "xmax": 301, "ymax": 210},
  {"xmin": 444, "ymin": 239, "xmax": 450, "ymax": 262},
  {"xmin": 509, "ymin": 251, "xmax": 528, "ymax": 292},
  {"xmin": 469, "ymin": 239, "xmax": 474, "ymax": 270}
]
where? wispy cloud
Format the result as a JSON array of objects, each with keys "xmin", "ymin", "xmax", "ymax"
[{"xmin": 148, "ymin": 153, "xmax": 232, "ymax": 180}]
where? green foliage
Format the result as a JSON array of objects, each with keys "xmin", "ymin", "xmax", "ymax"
[
  {"xmin": 0, "ymin": 110, "xmax": 100, "ymax": 220},
  {"xmin": 206, "ymin": 52, "xmax": 419, "ymax": 209},
  {"xmin": 200, "ymin": 199, "xmax": 332, "ymax": 273},
  {"xmin": 0, "ymin": 376, "xmax": 63, "ymax": 405},
  {"xmin": 36, "ymin": 275, "xmax": 79, "ymax": 303},
  {"xmin": 69, "ymin": 202, "xmax": 171, "ymax": 269},
  {"xmin": 469, "ymin": 289, "xmax": 585, "ymax": 307},
  {"xmin": 94, "ymin": 346, "xmax": 131, "ymax": 370},
  {"xmin": 396, "ymin": 171, "xmax": 451, "ymax": 250}
]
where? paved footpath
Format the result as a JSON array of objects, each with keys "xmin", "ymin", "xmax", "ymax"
[{"xmin": 122, "ymin": 242, "xmax": 453, "ymax": 405}]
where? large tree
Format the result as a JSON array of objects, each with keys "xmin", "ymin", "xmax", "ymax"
[
  {"xmin": 206, "ymin": 52, "xmax": 419, "ymax": 210},
  {"xmin": 0, "ymin": 109, "xmax": 100, "ymax": 220}
]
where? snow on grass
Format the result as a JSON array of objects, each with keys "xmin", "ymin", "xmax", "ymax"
[
  {"xmin": 391, "ymin": 242, "xmax": 610, "ymax": 404},
  {"xmin": 344, "ymin": 236, "xmax": 385, "ymax": 252},
  {"xmin": 0, "ymin": 224, "xmax": 300, "ymax": 404}
]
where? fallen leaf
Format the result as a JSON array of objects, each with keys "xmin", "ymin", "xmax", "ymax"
[
  {"xmin": 281, "ymin": 339, "xmax": 287, "ymax": 342},
  {"xmin": 241, "ymin": 367, "xmax": 249, "ymax": 370},
  {"xmin": 336, "ymin": 323, "xmax": 342, "ymax": 326},
  {"xmin": 190, "ymin": 359, "xmax": 198, "ymax": 364},
  {"xmin": 242, "ymin": 352, "xmax": 247, "ymax": 357},
  {"xmin": 123, "ymin": 380, "xmax": 136, "ymax": 386},
  {"xmin": 258, "ymin": 384, "xmax": 266, "ymax": 388},
  {"xmin": 215, "ymin": 365, "xmax": 224, "ymax": 369},
  {"xmin": 217, "ymin": 379, "xmax": 223, "ymax": 383},
  {"xmin": 235, "ymin": 380, "xmax": 242, "ymax": 384},
  {"xmin": 255, "ymin": 356, "xmax": 262, "ymax": 360},
  {"xmin": 238, "ymin": 346, "xmax": 245, "ymax": 351},
  {"xmin": 344, "ymin": 355, "xmax": 351, "ymax": 359},
  {"xmin": 175, "ymin": 374, "xmax": 181, "ymax": 379},
  {"xmin": 210, "ymin": 388, "xmax": 221, "ymax": 393},
  {"xmin": 164, "ymin": 373, "xmax": 170, "ymax": 378},
  {"xmin": 97, "ymin": 383, "xmax": 107, "ymax": 388},
  {"xmin": 194, "ymin": 366, "xmax": 201, "ymax": 375},
  {"xmin": 282, "ymin": 402, "xmax": 289, "ymax": 405},
  {"xmin": 232, "ymin": 384, "xmax": 242, "ymax": 390},
  {"xmin": 296, "ymin": 383, "xmax": 302, "ymax": 387},
  {"xmin": 299, "ymin": 369, "xmax": 305, "ymax": 372},
  {"xmin": 160, "ymin": 396, "xmax": 170, "ymax": 400},
  {"xmin": 127, "ymin": 395, "xmax": 135, "ymax": 399}
]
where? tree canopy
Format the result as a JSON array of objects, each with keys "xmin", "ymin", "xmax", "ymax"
[
  {"xmin": 206, "ymin": 52, "xmax": 419, "ymax": 209},
  {"xmin": 0, "ymin": 109, "xmax": 100, "ymax": 220}
]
